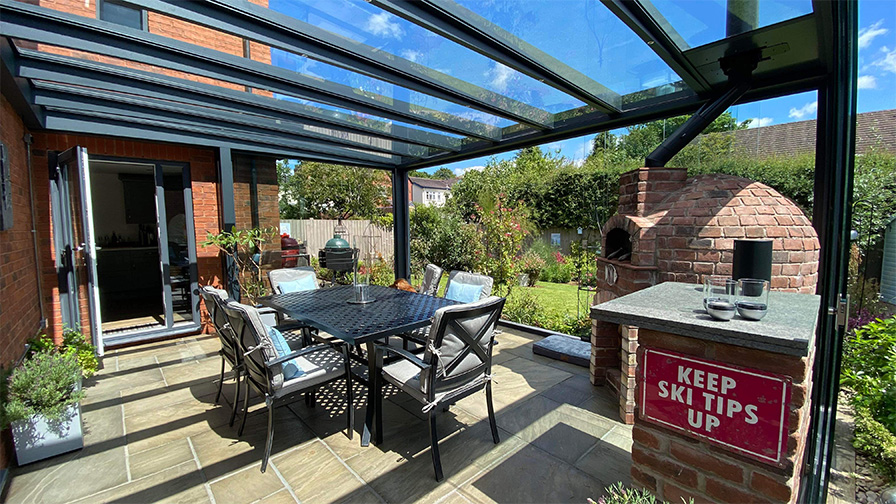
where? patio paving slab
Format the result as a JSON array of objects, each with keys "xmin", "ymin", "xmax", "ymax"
[{"xmin": 4, "ymin": 327, "xmax": 632, "ymax": 504}]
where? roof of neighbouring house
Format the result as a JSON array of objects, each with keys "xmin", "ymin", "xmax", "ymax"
[
  {"xmin": 704, "ymin": 109, "xmax": 896, "ymax": 158},
  {"xmin": 409, "ymin": 177, "xmax": 458, "ymax": 190}
]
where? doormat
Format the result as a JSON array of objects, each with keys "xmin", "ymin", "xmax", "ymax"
[{"xmin": 532, "ymin": 335, "xmax": 590, "ymax": 367}]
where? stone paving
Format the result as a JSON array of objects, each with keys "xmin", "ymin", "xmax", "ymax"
[{"xmin": 5, "ymin": 327, "xmax": 632, "ymax": 504}]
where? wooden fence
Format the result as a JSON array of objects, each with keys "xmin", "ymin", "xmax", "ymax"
[
  {"xmin": 280, "ymin": 219, "xmax": 394, "ymax": 258},
  {"xmin": 280, "ymin": 220, "xmax": 601, "ymax": 258}
]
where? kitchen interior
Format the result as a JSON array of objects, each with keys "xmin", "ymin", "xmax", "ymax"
[{"xmin": 90, "ymin": 160, "xmax": 193, "ymax": 334}]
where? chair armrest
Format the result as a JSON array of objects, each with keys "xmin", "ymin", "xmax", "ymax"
[
  {"xmin": 375, "ymin": 344, "xmax": 429, "ymax": 370},
  {"xmin": 265, "ymin": 344, "xmax": 333, "ymax": 367}
]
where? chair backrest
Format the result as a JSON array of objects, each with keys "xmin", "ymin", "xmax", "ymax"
[
  {"xmin": 443, "ymin": 270, "xmax": 493, "ymax": 301},
  {"xmin": 221, "ymin": 301, "xmax": 284, "ymax": 393},
  {"xmin": 419, "ymin": 264, "xmax": 444, "ymax": 297},
  {"xmin": 268, "ymin": 266, "xmax": 318, "ymax": 294},
  {"xmin": 200, "ymin": 286, "xmax": 240, "ymax": 362},
  {"xmin": 422, "ymin": 296, "xmax": 505, "ymax": 397}
]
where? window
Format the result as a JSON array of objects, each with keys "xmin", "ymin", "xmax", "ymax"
[
  {"xmin": 99, "ymin": 0, "xmax": 144, "ymax": 30},
  {"xmin": 0, "ymin": 142, "xmax": 11, "ymax": 231}
]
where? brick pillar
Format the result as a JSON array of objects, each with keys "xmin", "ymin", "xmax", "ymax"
[
  {"xmin": 590, "ymin": 319, "xmax": 619, "ymax": 386},
  {"xmin": 630, "ymin": 328, "xmax": 814, "ymax": 504},
  {"xmin": 619, "ymin": 325, "xmax": 639, "ymax": 425}
]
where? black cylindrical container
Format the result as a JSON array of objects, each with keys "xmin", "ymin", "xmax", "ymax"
[{"xmin": 732, "ymin": 239, "xmax": 772, "ymax": 282}]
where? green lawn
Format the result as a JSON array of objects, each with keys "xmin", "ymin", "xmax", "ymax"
[
  {"xmin": 525, "ymin": 281, "xmax": 586, "ymax": 315},
  {"xmin": 409, "ymin": 275, "xmax": 586, "ymax": 317}
]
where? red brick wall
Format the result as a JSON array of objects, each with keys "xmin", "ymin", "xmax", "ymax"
[
  {"xmin": 28, "ymin": 133, "xmax": 227, "ymax": 340},
  {"xmin": 630, "ymin": 328, "xmax": 814, "ymax": 503},
  {"xmin": 0, "ymin": 96, "xmax": 44, "ymax": 471}
]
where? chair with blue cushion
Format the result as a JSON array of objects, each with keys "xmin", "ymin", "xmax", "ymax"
[
  {"xmin": 373, "ymin": 296, "xmax": 506, "ymax": 481},
  {"xmin": 221, "ymin": 301, "xmax": 353, "ymax": 473},
  {"xmin": 443, "ymin": 270, "xmax": 493, "ymax": 303},
  {"xmin": 267, "ymin": 266, "xmax": 324, "ymax": 343},
  {"xmin": 401, "ymin": 270, "xmax": 495, "ymax": 347}
]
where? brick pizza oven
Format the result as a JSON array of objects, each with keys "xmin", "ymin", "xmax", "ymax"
[{"xmin": 590, "ymin": 166, "xmax": 820, "ymax": 423}]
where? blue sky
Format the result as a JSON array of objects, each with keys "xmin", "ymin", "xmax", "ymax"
[
  {"xmin": 269, "ymin": 0, "xmax": 895, "ymax": 175},
  {"xmin": 424, "ymin": 0, "xmax": 896, "ymax": 176}
]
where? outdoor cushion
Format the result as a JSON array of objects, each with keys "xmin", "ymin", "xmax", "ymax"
[
  {"xmin": 444, "ymin": 282, "xmax": 484, "ymax": 303},
  {"xmin": 275, "ymin": 347, "xmax": 345, "ymax": 399},
  {"xmin": 267, "ymin": 326, "xmax": 304, "ymax": 380},
  {"xmin": 277, "ymin": 275, "xmax": 317, "ymax": 294}
]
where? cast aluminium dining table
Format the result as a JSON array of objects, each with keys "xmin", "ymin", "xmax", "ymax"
[{"xmin": 258, "ymin": 284, "xmax": 459, "ymax": 447}]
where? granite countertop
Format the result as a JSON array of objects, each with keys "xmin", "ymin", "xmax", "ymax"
[{"xmin": 591, "ymin": 282, "xmax": 820, "ymax": 356}]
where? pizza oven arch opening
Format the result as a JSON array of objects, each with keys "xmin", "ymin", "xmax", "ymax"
[{"xmin": 605, "ymin": 228, "xmax": 632, "ymax": 261}]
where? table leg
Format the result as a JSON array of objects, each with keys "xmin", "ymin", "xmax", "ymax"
[{"xmin": 361, "ymin": 340, "xmax": 377, "ymax": 447}]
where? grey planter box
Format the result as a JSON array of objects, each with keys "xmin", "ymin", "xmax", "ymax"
[{"xmin": 11, "ymin": 402, "xmax": 84, "ymax": 465}]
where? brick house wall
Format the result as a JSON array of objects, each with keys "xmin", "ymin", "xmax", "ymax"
[
  {"xmin": 1, "ymin": 0, "xmax": 279, "ymax": 472},
  {"xmin": 0, "ymin": 96, "xmax": 45, "ymax": 472}
]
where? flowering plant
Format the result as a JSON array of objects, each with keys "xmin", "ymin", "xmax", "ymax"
[{"xmin": 472, "ymin": 196, "xmax": 531, "ymax": 293}]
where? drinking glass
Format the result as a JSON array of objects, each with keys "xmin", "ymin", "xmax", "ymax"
[
  {"xmin": 736, "ymin": 278, "xmax": 769, "ymax": 320},
  {"xmin": 703, "ymin": 276, "xmax": 737, "ymax": 321}
]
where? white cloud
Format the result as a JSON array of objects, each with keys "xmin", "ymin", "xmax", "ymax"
[
  {"xmin": 788, "ymin": 100, "xmax": 818, "ymax": 120},
  {"xmin": 857, "ymin": 75, "xmax": 878, "ymax": 89},
  {"xmin": 401, "ymin": 50, "xmax": 422, "ymax": 63},
  {"xmin": 746, "ymin": 117, "xmax": 774, "ymax": 129},
  {"xmin": 365, "ymin": 12, "xmax": 404, "ymax": 39},
  {"xmin": 453, "ymin": 165, "xmax": 485, "ymax": 177},
  {"xmin": 859, "ymin": 20, "xmax": 888, "ymax": 49},
  {"xmin": 486, "ymin": 63, "xmax": 515, "ymax": 93},
  {"xmin": 873, "ymin": 47, "xmax": 896, "ymax": 74}
]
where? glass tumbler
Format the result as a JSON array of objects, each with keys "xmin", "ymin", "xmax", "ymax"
[
  {"xmin": 703, "ymin": 276, "xmax": 737, "ymax": 321},
  {"xmin": 736, "ymin": 278, "xmax": 770, "ymax": 321}
]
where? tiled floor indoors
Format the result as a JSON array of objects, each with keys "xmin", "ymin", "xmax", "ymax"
[{"xmin": 4, "ymin": 327, "xmax": 633, "ymax": 504}]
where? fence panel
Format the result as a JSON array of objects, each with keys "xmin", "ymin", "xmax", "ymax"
[{"xmin": 280, "ymin": 219, "xmax": 394, "ymax": 259}]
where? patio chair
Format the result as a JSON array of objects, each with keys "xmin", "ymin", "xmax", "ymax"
[
  {"xmin": 268, "ymin": 266, "xmax": 324, "ymax": 344},
  {"xmin": 418, "ymin": 264, "xmax": 444, "ymax": 297},
  {"xmin": 443, "ymin": 270, "xmax": 493, "ymax": 302},
  {"xmin": 401, "ymin": 270, "xmax": 494, "ymax": 347},
  {"xmin": 221, "ymin": 301, "xmax": 353, "ymax": 473},
  {"xmin": 199, "ymin": 286, "xmax": 243, "ymax": 427},
  {"xmin": 373, "ymin": 296, "xmax": 506, "ymax": 481}
]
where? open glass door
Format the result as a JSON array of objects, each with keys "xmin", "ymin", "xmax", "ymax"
[{"xmin": 52, "ymin": 147, "xmax": 104, "ymax": 355}]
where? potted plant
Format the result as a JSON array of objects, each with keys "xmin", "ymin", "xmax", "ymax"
[
  {"xmin": 203, "ymin": 226, "xmax": 279, "ymax": 305},
  {"xmin": 1, "ymin": 329, "xmax": 97, "ymax": 465}
]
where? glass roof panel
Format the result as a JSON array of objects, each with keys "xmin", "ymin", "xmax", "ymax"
[
  {"xmin": 648, "ymin": 0, "xmax": 814, "ymax": 49},
  {"xmin": 451, "ymin": 0, "xmax": 684, "ymax": 98},
  {"xmin": 271, "ymin": 93, "xmax": 466, "ymax": 140},
  {"xmin": 269, "ymin": 0, "xmax": 586, "ymax": 114},
  {"xmin": 271, "ymin": 47, "xmax": 516, "ymax": 129}
]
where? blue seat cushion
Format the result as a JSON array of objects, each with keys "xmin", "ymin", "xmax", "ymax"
[
  {"xmin": 444, "ymin": 281, "xmax": 484, "ymax": 303},
  {"xmin": 267, "ymin": 326, "xmax": 304, "ymax": 380},
  {"xmin": 277, "ymin": 275, "xmax": 317, "ymax": 294}
]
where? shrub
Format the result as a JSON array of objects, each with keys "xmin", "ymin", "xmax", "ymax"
[
  {"xmin": 842, "ymin": 315, "xmax": 896, "ymax": 433},
  {"xmin": 842, "ymin": 315, "xmax": 896, "ymax": 483},
  {"xmin": 591, "ymin": 482, "xmax": 692, "ymax": 504},
  {"xmin": 410, "ymin": 205, "xmax": 477, "ymax": 274},
  {"xmin": 502, "ymin": 288, "xmax": 547, "ymax": 328},
  {"xmin": 541, "ymin": 253, "xmax": 574, "ymax": 284},
  {"xmin": 853, "ymin": 404, "xmax": 896, "ymax": 481},
  {"xmin": 361, "ymin": 255, "xmax": 395, "ymax": 286},
  {"xmin": 26, "ymin": 329, "xmax": 98, "ymax": 379},
  {"xmin": 1, "ymin": 351, "xmax": 85, "ymax": 428}
]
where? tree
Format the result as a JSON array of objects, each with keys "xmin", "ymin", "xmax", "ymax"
[
  {"xmin": 277, "ymin": 160, "xmax": 390, "ymax": 220},
  {"xmin": 432, "ymin": 167, "xmax": 455, "ymax": 179}
]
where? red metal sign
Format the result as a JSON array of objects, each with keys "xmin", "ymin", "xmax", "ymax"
[{"xmin": 640, "ymin": 348, "xmax": 791, "ymax": 466}]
